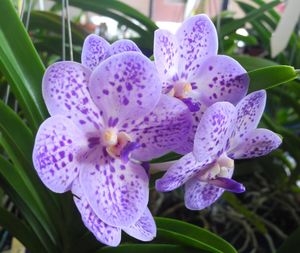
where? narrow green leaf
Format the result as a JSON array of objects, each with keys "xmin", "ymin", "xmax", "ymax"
[
  {"xmin": 0, "ymin": 0, "xmax": 47, "ymax": 130},
  {"xmin": 156, "ymin": 217, "xmax": 237, "ymax": 253},
  {"xmin": 0, "ymin": 207, "xmax": 45, "ymax": 253},
  {"xmin": 248, "ymin": 65, "xmax": 298, "ymax": 92},
  {"xmin": 220, "ymin": 0, "xmax": 280, "ymax": 37}
]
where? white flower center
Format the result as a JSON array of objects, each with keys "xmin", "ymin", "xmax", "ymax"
[
  {"xmin": 102, "ymin": 129, "xmax": 132, "ymax": 158},
  {"xmin": 168, "ymin": 83, "xmax": 192, "ymax": 99}
]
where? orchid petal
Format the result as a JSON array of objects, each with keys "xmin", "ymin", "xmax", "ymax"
[
  {"xmin": 231, "ymin": 90, "xmax": 266, "ymax": 145},
  {"xmin": 228, "ymin": 128, "xmax": 282, "ymax": 159},
  {"xmin": 33, "ymin": 115, "xmax": 85, "ymax": 193},
  {"xmin": 42, "ymin": 61, "xmax": 102, "ymax": 132},
  {"xmin": 89, "ymin": 52, "xmax": 162, "ymax": 124},
  {"xmin": 81, "ymin": 34, "xmax": 110, "ymax": 71},
  {"xmin": 123, "ymin": 208, "xmax": 156, "ymax": 241},
  {"xmin": 110, "ymin": 39, "xmax": 141, "ymax": 55},
  {"xmin": 194, "ymin": 55, "xmax": 249, "ymax": 106},
  {"xmin": 154, "ymin": 29, "xmax": 179, "ymax": 87},
  {"xmin": 184, "ymin": 178, "xmax": 224, "ymax": 210},
  {"xmin": 127, "ymin": 95, "xmax": 192, "ymax": 161},
  {"xmin": 176, "ymin": 14, "xmax": 218, "ymax": 81},
  {"xmin": 156, "ymin": 152, "xmax": 210, "ymax": 192},
  {"xmin": 193, "ymin": 102, "xmax": 237, "ymax": 161},
  {"xmin": 80, "ymin": 156, "xmax": 149, "ymax": 227},
  {"xmin": 72, "ymin": 178, "xmax": 121, "ymax": 247}
]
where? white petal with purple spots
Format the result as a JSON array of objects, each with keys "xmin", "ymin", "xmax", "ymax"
[
  {"xmin": 176, "ymin": 14, "xmax": 218, "ymax": 81},
  {"xmin": 72, "ymin": 178, "xmax": 121, "ymax": 247},
  {"xmin": 81, "ymin": 34, "xmax": 110, "ymax": 71},
  {"xmin": 193, "ymin": 55, "xmax": 249, "ymax": 107},
  {"xmin": 110, "ymin": 39, "xmax": 142, "ymax": 56},
  {"xmin": 32, "ymin": 115, "xmax": 85, "ymax": 193},
  {"xmin": 154, "ymin": 29, "xmax": 179, "ymax": 86},
  {"xmin": 89, "ymin": 52, "xmax": 162, "ymax": 124},
  {"xmin": 231, "ymin": 90, "xmax": 266, "ymax": 146},
  {"xmin": 80, "ymin": 156, "xmax": 149, "ymax": 227},
  {"xmin": 127, "ymin": 95, "xmax": 192, "ymax": 161},
  {"xmin": 42, "ymin": 61, "xmax": 102, "ymax": 133},
  {"xmin": 193, "ymin": 102, "xmax": 237, "ymax": 161},
  {"xmin": 156, "ymin": 152, "xmax": 210, "ymax": 192},
  {"xmin": 228, "ymin": 128, "xmax": 282, "ymax": 159},
  {"xmin": 123, "ymin": 208, "xmax": 156, "ymax": 241}
]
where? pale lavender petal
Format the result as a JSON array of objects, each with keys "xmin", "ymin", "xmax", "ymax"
[
  {"xmin": 228, "ymin": 128, "xmax": 282, "ymax": 159},
  {"xmin": 231, "ymin": 90, "xmax": 266, "ymax": 146},
  {"xmin": 81, "ymin": 34, "xmax": 110, "ymax": 71},
  {"xmin": 72, "ymin": 178, "xmax": 121, "ymax": 247},
  {"xmin": 210, "ymin": 177, "xmax": 245, "ymax": 193},
  {"xmin": 89, "ymin": 52, "xmax": 162, "ymax": 124},
  {"xmin": 80, "ymin": 156, "xmax": 149, "ymax": 227},
  {"xmin": 110, "ymin": 39, "xmax": 141, "ymax": 55},
  {"xmin": 156, "ymin": 152, "xmax": 211, "ymax": 192},
  {"xmin": 42, "ymin": 61, "xmax": 102, "ymax": 132},
  {"xmin": 123, "ymin": 208, "xmax": 156, "ymax": 242},
  {"xmin": 154, "ymin": 29, "xmax": 179, "ymax": 88},
  {"xmin": 176, "ymin": 14, "xmax": 218, "ymax": 81},
  {"xmin": 193, "ymin": 102, "xmax": 237, "ymax": 161},
  {"xmin": 184, "ymin": 178, "xmax": 224, "ymax": 210},
  {"xmin": 32, "ymin": 115, "xmax": 85, "ymax": 193},
  {"xmin": 126, "ymin": 95, "xmax": 192, "ymax": 161},
  {"xmin": 194, "ymin": 55, "xmax": 249, "ymax": 107}
]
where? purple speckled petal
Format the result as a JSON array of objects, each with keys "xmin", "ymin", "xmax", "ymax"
[
  {"xmin": 154, "ymin": 29, "xmax": 179, "ymax": 88},
  {"xmin": 228, "ymin": 128, "xmax": 282, "ymax": 159},
  {"xmin": 194, "ymin": 55, "xmax": 249, "ymax": 107},
  {"xmin": 156, "ymin": 152, "xmax": 210, "ymax": 192},
  {"xmin": 42, "ymin": 61, "xmax": 102, "ymax": 132},
  {"xmin": 184, "ymin": 178, "xmax": 224, "ymax": 210},
  {"xmin": 123, "ymin": 208, "xmax": 156, "ymax": 241},
  {"xmin": 32, "ymin": 115, "xmax": 85, "ymax": 193},
  {"xmin": 81, "ymin": 34, "xmax": 110, "ymax": 71},
  {"xmin": 72, "ymin": 178, "xmax": 121, "ymax": 247},
  {"xmin": 176, "ymin": 14, "xmax": 218, "ymax": 81},
  {"xmin": 80, "ymin": 156, "xmax": 149, "ymax": 227},
  {"xmin": 193, "ymin": 102, "xmax": 237, "ymax": 162},
  {"xmin": 126, "ymin": 95, "xmax": 192, "ymax": 161},
  {"xmin": 89, "ymin": 52, "xmax": 162, "ymax": 124},
  {"xmin": 110, "ymin": 39, "xmax": 142, "ymax": 55},
  {"xmin": 231, "ymin": 90, "xmax": 266, "ymax": 146}
]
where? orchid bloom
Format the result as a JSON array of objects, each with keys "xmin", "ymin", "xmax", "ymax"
[
  {"xmin": 154, "ymin": 14, "xmax": 249, "ymax": 153},
  {"xmin": 156, "ymin": 90, "xmax": 282, "ymax": 210},
  {"xmin": 32, "ymin": 39, "xmax": 191, "ymax": 245}
]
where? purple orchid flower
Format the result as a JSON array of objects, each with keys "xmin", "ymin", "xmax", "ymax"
[
  {"xmin": 156, "ymin": 90, "xmax": 282, "ymax": 210},
  {"xmin": 154, "ymin": 14, "xmax": 250, "ymax": 153},
  {"xmin": 32, "ymin": 39, "xmax": 191, "ymax": 245}
]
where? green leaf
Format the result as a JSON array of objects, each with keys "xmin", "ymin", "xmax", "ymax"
[
  {"xmin": 0, "ymin": 156, "xmax": 59, "ymax": 253},
  {"xmin": 220, "ymin": 0, "xmax": 280, "ymax": 37},
  {"xmin": 231, "ymin": 55, "xmax": 277, "ymax": 71},
  {"xmin": 0, "ymin": 207, "xmax": 45, "ymax": 253},
  {"xmin": 156, "ymin": 217, "xmax": 237, "ymax": 253},
  {"xmin": 248, "ymin": 65, "xmax": 298, "ymax": 92},
  {"xmin": 97, "ymin": 244, "xmax": 201, "ymax": 253},
  {"xmin": 277, "ymin": 226, "xmax": 300, "ymax": 253},
  {"xmin": 0, "ymin": 0, "xmax": 47, "ymax": 131}
]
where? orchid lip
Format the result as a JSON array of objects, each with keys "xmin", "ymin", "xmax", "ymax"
[{"xmin": 210, "ymin": 177, "xmax": 245, "ymax": 193}]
